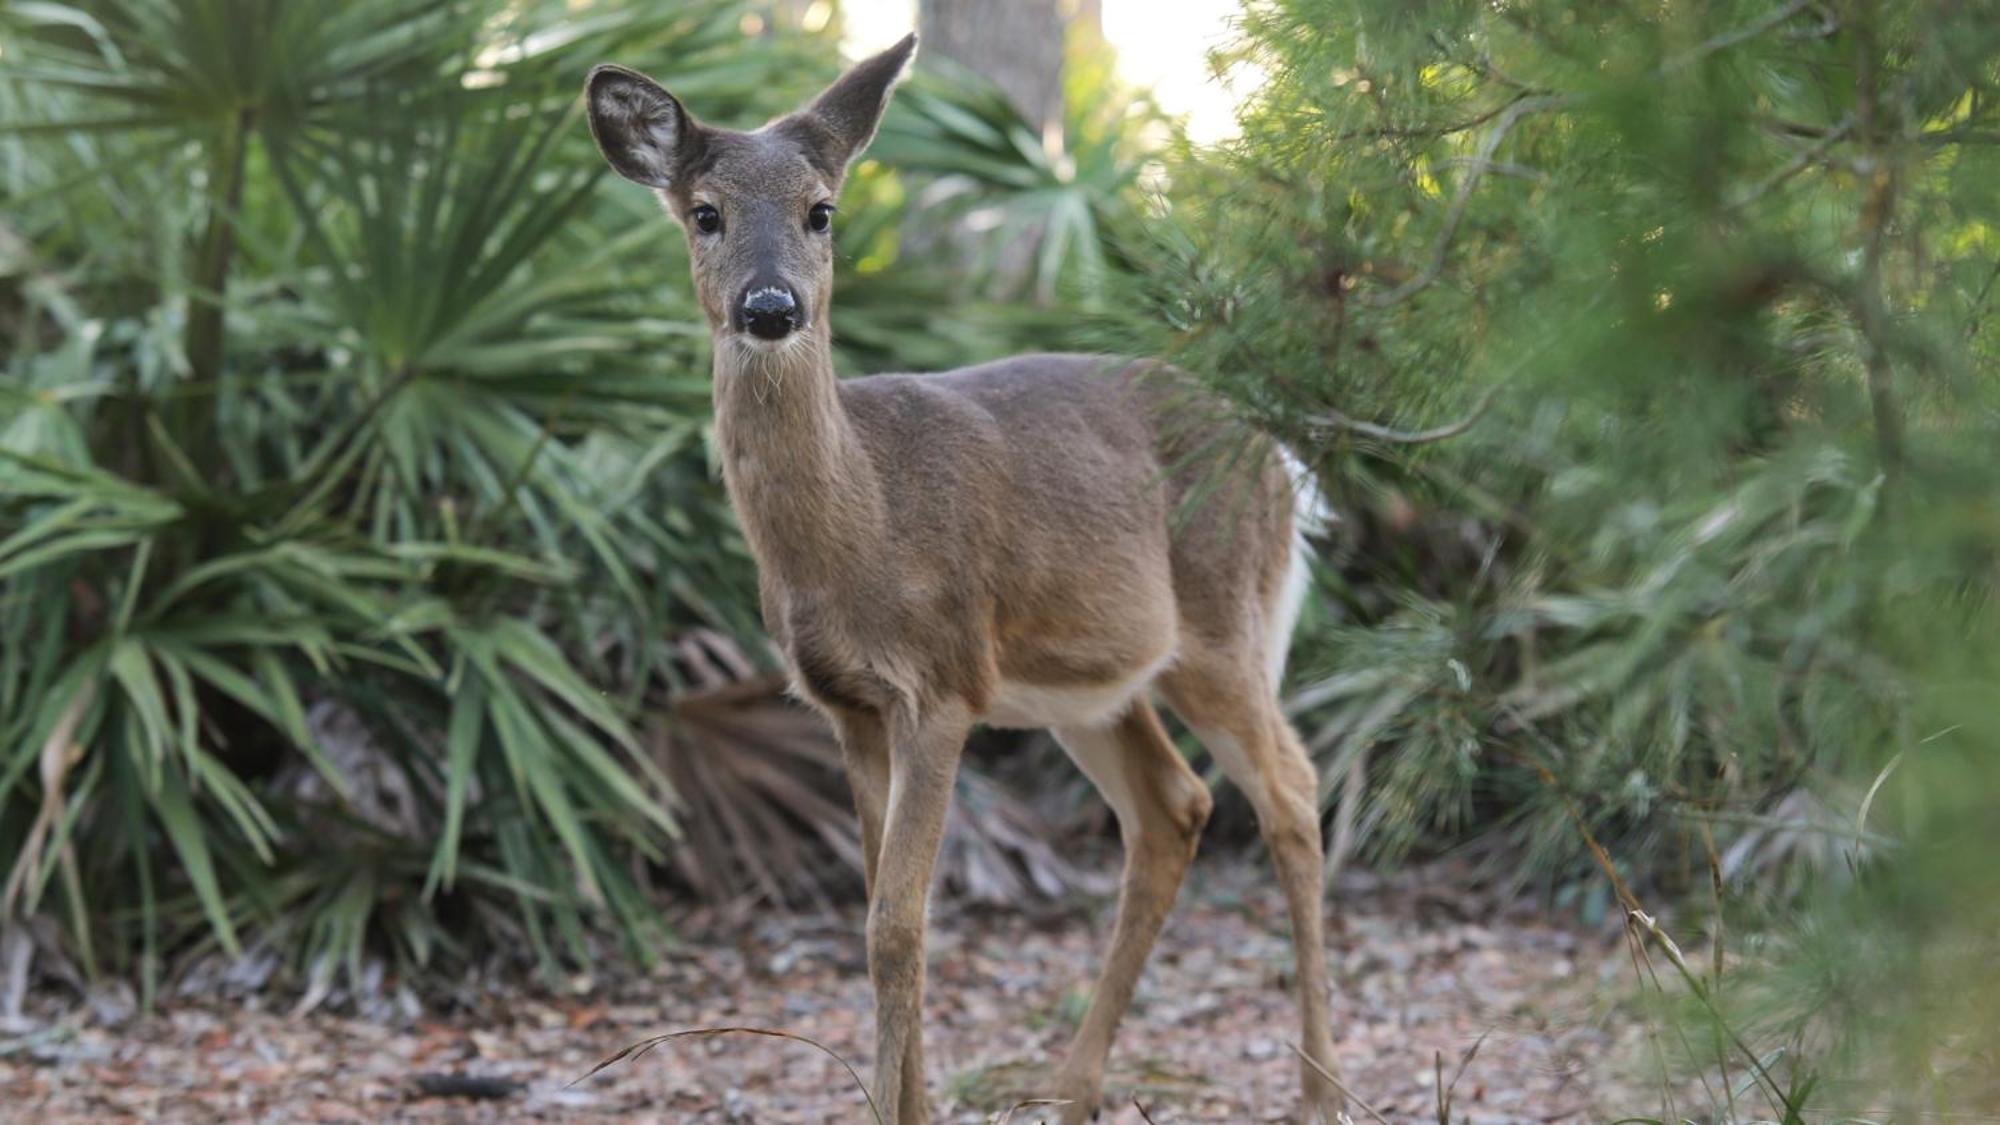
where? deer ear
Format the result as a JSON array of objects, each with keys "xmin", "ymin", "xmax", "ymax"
[
  {"xmin": 585, "ymin": 64, "xmax": 701, "ymax": 189},
  {"xmin": 788, "ymin": 34, "xmax": 917, "ymax": 174}
]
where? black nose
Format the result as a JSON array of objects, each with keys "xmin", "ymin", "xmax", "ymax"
[{"xmin": 741, "ymin": 287, "xmax": 798, "ymax": 340}]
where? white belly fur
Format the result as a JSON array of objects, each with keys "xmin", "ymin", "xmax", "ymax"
[{"xmin": 981, "ymin": 650, "xmax": 1176, "ymax": 731}]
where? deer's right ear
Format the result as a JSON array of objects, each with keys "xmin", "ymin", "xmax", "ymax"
[{"xmin": 585, "ymin": 65, "xmax": 697, "ymax": 190}]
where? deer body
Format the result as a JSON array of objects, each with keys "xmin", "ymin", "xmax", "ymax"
[
  {"xmin": 719, "ymin": 345, "xmax": 1287, "ymax": 728},
  {"xmin": 588, "ymin": 36, "xmax": 1346, "ymax": 1124}
]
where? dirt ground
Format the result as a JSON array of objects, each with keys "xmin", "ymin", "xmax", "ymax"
[{"xmin": 1, "ymin": 859, "xmax": 1671, "ymax": 1123}]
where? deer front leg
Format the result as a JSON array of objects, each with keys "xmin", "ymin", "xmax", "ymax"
[
  {"xmin": 835, "ymin": 709, "xmax": 892, "ymax": 898},
  {"xmin": 866, "ymin": 700, "xmax": 970, "ymax": 1125},
  {"xmin": 837, "ymin": 709, "xmax": 927, "ymax": 1114}
]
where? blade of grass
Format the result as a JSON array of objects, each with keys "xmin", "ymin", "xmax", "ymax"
[
  {"xmin": 1290, "ymin": 1042, "xmax": 1387, "ymax": 1125},
  {"xmin": 570, "ymin": 1026, "xmax": 884, "ymax": 1125}
]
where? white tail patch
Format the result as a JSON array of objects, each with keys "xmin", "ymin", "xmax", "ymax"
[
  {"xmin": 1267, "ymin": 528, "xmax": 1311, "ymax": 690},
  {"xmin": 1280, "ymin": 446, "xmax": 1337, "ymax": 538},
  {"xmin": 1267, "ymin": 449, "xmax": 1332, "ymax": 691}
]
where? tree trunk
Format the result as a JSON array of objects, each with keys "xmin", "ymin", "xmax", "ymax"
[{"xmin": 917, "ymin": 0, "xmax": 1066, "ymax": 139}]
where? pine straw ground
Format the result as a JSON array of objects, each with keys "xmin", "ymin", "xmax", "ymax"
[{"xmin": 3, "ymin": 858, "xmax": 1679, "ymax": 1123}]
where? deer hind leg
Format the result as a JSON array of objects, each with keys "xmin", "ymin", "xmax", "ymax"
[
  {"xmin": 1160, "ymin": 661, "xmax": 1346, "ymax": 1124},
  {"xmin": 864, "ymin": 700, "xmax": 971, "ymax": 1125},
  {"xmin": 1046, "ymin": 700, "xmax": 1212, "ymax": 1125}
]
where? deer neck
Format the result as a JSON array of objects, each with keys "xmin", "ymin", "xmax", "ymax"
[{"xmin": 711, "ymin": 332, "xmax": 885, "ymax": 588}]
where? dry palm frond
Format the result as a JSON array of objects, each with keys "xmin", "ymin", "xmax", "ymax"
[
  {"xmin": 940, "ymin": 766, "xmax": 1113, "ymax": 904},
  {"xmin": 650, "ymin": 666, "xmax": 860, "ymax": 908},
  {"xmin": 650, "ymin": 631, "xmax": 1110, "ymax": 907}
]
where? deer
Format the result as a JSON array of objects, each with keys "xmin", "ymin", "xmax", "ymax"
[{"xmin": 584, "ymin": 34, "xmax": 1346, "ymax": 1125}]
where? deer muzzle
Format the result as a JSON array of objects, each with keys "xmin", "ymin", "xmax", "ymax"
[{"xmin": 740, "ymin": 285, "xmax": 800, "ymax": 341}]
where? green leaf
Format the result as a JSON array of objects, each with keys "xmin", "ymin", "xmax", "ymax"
[
  {"xmin": 489, "ymin": 617, "xmax": 636, "ymax": 750},
  {"xmin": 108, "ymin": 640, "xmax": 172, "ymax": 788},
  {"xmin": 251, "ymin": 649, "xmax": 354, "ymax": 801},
  {"xmin": 426, "ymin": 674, "xmax": 486, "ymax": 895},
  {"xmin": 150, "ymin": 768, "xmax": 241, "ymax": 955}
]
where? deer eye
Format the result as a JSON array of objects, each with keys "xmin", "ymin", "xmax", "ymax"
[
  {"xmin": 691, "ymin": 204, "xmax": 721, "ymax": 235},
  {"xmin": 807, "ymin": 202, "xmax": 835, "ymax": 234}
]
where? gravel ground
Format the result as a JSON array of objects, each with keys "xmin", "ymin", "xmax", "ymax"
[{"xmin": 1, "ymin": 859, "xmax": 1672, "ymax": 1123}]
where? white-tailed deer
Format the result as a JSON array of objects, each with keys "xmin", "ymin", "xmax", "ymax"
[{"xmin": 585, "ymin": 35, "xmax": 1345, "ymax": 1125}]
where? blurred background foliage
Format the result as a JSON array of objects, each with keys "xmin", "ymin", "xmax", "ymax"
[
  {"xmin": 4, "ymin": 0, "xmax": 1999, "ymax": 1114},
  {"xmin": 1092, "ymin": 0, "xmax": 2000, "ymax": 1114}
]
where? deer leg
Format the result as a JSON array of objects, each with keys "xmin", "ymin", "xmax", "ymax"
[
  {"xmin": 866, "ymin": 701, "xmax": 970, "ymax": 1125},
  {"xmin": 1164, "ymin": 673, "xmax": 1345, "ymax": 1125},
  {"xmin": 1047, "ymin": 701, "xmax": 1211, "ymax": 1125},
  {"xmin": 835, "ymin": 710, "xmax": 892, "ymax": 898},
  {"xmin": 838, "ymin": 710, "xmax": 930, "ymax": 1114}
]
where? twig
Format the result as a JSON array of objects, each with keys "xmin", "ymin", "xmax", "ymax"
[
  {"xmin": 1327, "ymin": 746, "xmax": 1368, "ymax": 879},
  {"xmin": 992, "ymin": 1096, "xmax": 1072, "ymax": 1112},
  {"xmin": 1853, "ymin": 747, "xmax": 1907, "ymax": 857},
  {"xmin": 1309, "ymin": 385, "xmax": 1500, "ymax": 446},
  {"xmin": 1437, "ymin": 1032, "xmax": 1487, "ymax": 1123},
  {"xmin": 1334, "ymin": 93, "xmax": 1545, "ymax": 142},
  {"xmin": 1757, "ymin": 114, "xmax": 1844, "ymax": 140},
  {"xmin": 1918, "ymin": 128, "xmax": 2000, "ymax": 146},
  {"xmin": 1436, "ymin": 156, "xmax": 1548, "ymax": 183},
  {"xmin": 1367, "ymin": 96, "xmax": 1574, "ymax": 307},
  {"xmin": 1663, "ymin": 0, "xmax": 1813, "ymax": 72},
  {"xmin": 1851, "ymin": 0, "xmax": 1905, "ymax": 475},
  {"xmin": 1621, "ymin": 913, "xmax": 1680, "ymax": 1121},
  {"xmin": 1629, "ymin": 910, "xmax": 1796, "ymax": 1117},
  {"xmin": 1697, "ymin": 820, "xmax": 1724, "ymax": 988},
  {"xmin": 1, "ymin": 684, "xmax": 94, "ymax": 922},
  {"xmin": 1289, "ymin": 1042, "xmax": 1388, "ymax": 1125},
  {"xmin": 412, "ymin": 1073, "xmax": 522, "ymax": 1099},
  {"xmin": 1132, "ymin": 1095, "xmax": 1161, "ymax": 1123},
  {"xmin": 1964, "ymin": 261, "xmax": 2000, "ymax": 340},
  {"xmin": 996, "ymin": 1099, "xmax": 1074, "ymax": 1124},
  {"xmin": 1697, "ymin": 819, "xmax": 1735, "ymax": 1119},
  {"xmin": 1614, "ymin": 877, "xmax": 1726, "ymax": 1116},
  {"xmin": 571, "ymin": 1026, "xmax": 885, "ymax": 1125},
  {"xmin": 1507, "ymin": 710, "xmax": 1805, "ymax": 1118},
  {"xmin": 1728, "ymin": 115, "xmax": 1853, "ymax": 209},
  {"xmin": 1783, "ymin": 3, "xmax": 1841, "ymax": 40}
]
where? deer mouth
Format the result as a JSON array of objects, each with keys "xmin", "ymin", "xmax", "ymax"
[{"xmin": 725, "ymin": 326, "xmax": 816, "ymax": 358}]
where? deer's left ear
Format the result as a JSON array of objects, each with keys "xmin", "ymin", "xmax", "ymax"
[{"xmin": 785, "ymin": 33, "xmax": 917, "ymax": 175}]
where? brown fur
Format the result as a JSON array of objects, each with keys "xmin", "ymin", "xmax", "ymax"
[{"xmin": 586, "ymin": 36, "xmax": 1347, "ymax": 1124}]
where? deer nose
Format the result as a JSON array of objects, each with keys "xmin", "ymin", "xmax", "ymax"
[{"xmin": 741, "ymin": 286, "xmax": 798, "ymax": 340}]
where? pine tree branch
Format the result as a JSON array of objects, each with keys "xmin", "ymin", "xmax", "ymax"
[
  {"xmin": 1307, "ymin": 384, "xmax": 1500, "ymax": 445},
  {"xmin": 1663, "ymin": 0, "xmax": 1814, "ymax": 73},
  {"xmin": 1917, "ymin": 128, "xmax": 2000, "ymax": 145},
  {"xmin": 1728, "ymin": 114, "xmax": 1853, "ymax": 209},
  {"xmin": 1333, "ymin": 92, "xmax": 1547, "ymax": 142},
  {"xmin": 1851, "ymin": 0, "xmax": 1905, "ymax": 474},
  {"xmin": 1365, "ymin": 95, "xmax": 1574, "ymax": 307},
  {"xmin": 1964, "ymin": 258, "xmax": 2000, "ymax": 340}
]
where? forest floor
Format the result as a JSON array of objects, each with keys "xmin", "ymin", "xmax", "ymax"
[{"xmin": 2, "ymin": 858, "xmax": 1681, "ymax": 1123}]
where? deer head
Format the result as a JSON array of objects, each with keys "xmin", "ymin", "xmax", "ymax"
[{"xmin": 584, "ymin": 34, "xmax": 917, "ymax": 349}]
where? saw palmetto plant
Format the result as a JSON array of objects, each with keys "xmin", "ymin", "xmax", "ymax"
[{"xmin": 1, "ymin": 0, "xmax": 1155, "ymax": 1004}]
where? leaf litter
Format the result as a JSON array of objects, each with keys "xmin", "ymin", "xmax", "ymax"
[{"xmin": 2, "ymin": 857, "xmax": 1679, "ymax": 1122}]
